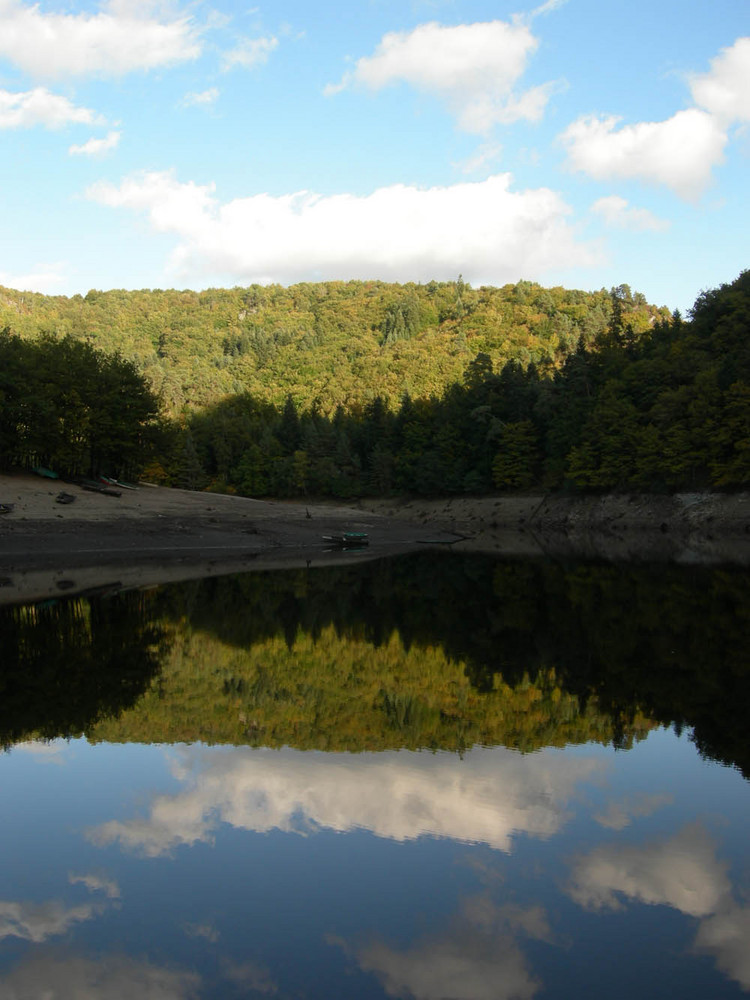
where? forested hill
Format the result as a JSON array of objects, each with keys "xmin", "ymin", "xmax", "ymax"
[{"xmin": 0, "ymin": 278, "xmax": 668, "ymax": 414}]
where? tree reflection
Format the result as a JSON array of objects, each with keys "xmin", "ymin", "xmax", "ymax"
[
  {"xmin": 3, "ymin": 552, "xmax": 750, "ymax": 775},
  {"xmin": 0, "ymin": 592, "xmax": 168, "ymax": 747}
]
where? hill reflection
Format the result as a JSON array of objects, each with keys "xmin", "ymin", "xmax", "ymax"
[{"xmin": 2, "ymin": 552, "xmax": 749, "ymax": 774}]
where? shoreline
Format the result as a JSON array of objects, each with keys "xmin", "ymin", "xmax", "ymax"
[{"xmin": 1, "ymin": 473, "xmax": 749, "ymax": 605}]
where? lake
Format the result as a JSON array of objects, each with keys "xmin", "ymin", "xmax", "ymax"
[{"xmin": 1, "ymin": 551, "xmax": 749, "ymax": 999}]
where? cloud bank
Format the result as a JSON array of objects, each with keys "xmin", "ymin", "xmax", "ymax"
[{"xmin": 87, "ymin": 170, "xmax": 596, "ymax": 287}]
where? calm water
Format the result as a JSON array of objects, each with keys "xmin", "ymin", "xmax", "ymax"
[{"xmin": 1, "ymin": 552, "xmax": 749, "ymax": 999}]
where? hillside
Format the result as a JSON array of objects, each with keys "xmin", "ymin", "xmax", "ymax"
[{"xmin": 0, "ymin": 279, "xmax": 667, "ymax": 415}]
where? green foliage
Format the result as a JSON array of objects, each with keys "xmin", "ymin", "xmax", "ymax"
[
  {"xmin": 0, "ymin": 279, "xmax": 667, "ymax": 417},
  {"xmin": 2, "ymin": 272, "xmax": 748, "ymax": 496},
  {"xmin": 0, "ymin": 329, "xmax": 160, "ymax": 477}
]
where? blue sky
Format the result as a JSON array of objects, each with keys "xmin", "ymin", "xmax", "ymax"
[{"xmin": 0, "ymin": 0, "xmax": 747, "ymax": 312}]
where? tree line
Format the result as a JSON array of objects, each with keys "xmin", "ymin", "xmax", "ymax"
[
  {"xmin": 0, "ymin": 271, "xmax": 747, "ymax": 494},
  {"xmin": 0, "ymin": 330, "xmax": 160, "ymax": 479},
  {"xmin": 0, "ymin": 277, "xmax": 665, "ymax": 415},
  {"xmin": 177, "ymin": 271, "xmax": 750, "ymax": 496}
]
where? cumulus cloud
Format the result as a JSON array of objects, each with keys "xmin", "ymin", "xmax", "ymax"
[
  {"xmin": 86, "ymin": 745, "xmax": 602, "ymax": 857},
  {"xmin": 0, "ymin": 0, "xmax": 201, "ymax": 79},
  {"xmin": 0, "ymin": 953, "xmax": 201, "ymax": 1000},
  {"xmin": 560, "ymin": 37, "xmax": 750, "ymax": 199},
  {"xmin": 221, "ymin": 35, "xmax": 278, "ymax": 71},
  {"xmin": 69, "ymin": 130, "xmax": 121, "ymax": 157},
  {"xmin": 561, "ymin": 108, "xmax": 727, "ymax": 200},
  {"xmin": 690, "ymin": 36, "xmax": 750, "ymax": 124},
  {"xmin": 591, "ymin": 196, "xmax": 669, "ymax": 233},
  {"xmin": 325, "ymin": 20, "xmax": 555, "ymax": 134},
  {"xmin": 0, "ymin": 88, "xmax": 105, "ymax": 129},
  {"xmin": 86, "ymin": 170, "xmax": 597, "ymax": 287}
]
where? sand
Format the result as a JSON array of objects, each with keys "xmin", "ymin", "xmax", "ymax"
[
  {"xmin": 1, "ymin": 472, "xmax": 749, "ymax": 605},
  {"xmin": 0, "ymin": 473, "xmax": 459, "ymax": 605}
]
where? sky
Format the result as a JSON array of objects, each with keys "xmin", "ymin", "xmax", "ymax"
[{"xmin": 0, "ymin": 0, "xmax": 747, "ymax": 312}]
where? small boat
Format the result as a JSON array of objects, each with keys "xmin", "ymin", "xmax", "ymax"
[
  {"xmin": 322, "ymin": 532, "xmax": 369, "ymax": 548},
  {"xmin": 55, "ymin": 492, "xmax": 76, "ymax": 505},
  {"xmin": 100, "ymin": 476, "xmax": 138, "ymax": 491},
  {"xmin": 0, "ymin": 503, "xmax": 14, "ymax": 515},
  {"xmin": 33, "ymin": 466, "xmax": 59, "ymax": 479},
  {"xmin": 81, "ymin": 480, "xmax": 121, "ymax": 498}
]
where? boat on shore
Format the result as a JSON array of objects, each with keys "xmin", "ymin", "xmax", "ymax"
[{"xmin": 321, "ymin": 532, "xmax": 369, "ymax": 548}]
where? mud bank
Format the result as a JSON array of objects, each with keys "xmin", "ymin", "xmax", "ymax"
[{"xmin": 359, "ymin": 492, "xmax": 750, "ymax": 565}]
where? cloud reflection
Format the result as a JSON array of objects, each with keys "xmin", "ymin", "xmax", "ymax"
[
  {"xmin": 568, "ymin": 823, "xmax": 750, "ymax": 990},
  {"xmin": 0, "ymin": 952, "xmax": 201, "ymax": 1000},
  {"xmin": 87, "ymin": 746, "xmax": 602, "ymax": 857},
  {"xmin": 0, "ymin": 899, "xmax": 103, "ymax": 943},
  {"xmin": 568, "ymin": 823, "xmax": 728, "ymax": 916},
  {"xmin": 336, "ymin": 897, "xmax": 550, "ymax": 1000}
]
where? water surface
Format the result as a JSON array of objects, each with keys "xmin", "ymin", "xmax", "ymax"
[{"xmin": 1, "ymin": 552, "xmax": 749, "ymax": 998}]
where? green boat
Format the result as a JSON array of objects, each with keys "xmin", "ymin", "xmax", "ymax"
[{"xmin": 322, "ymin": 532, "xmax": 369, "ymax": 548}]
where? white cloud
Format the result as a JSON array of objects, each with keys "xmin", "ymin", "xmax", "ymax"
[
  {"xmin": 0, "ymin": 953, "xmax": 201, "ymax": 1000},
  {"xmin": 181, "ymin": 87, "xmax": 220, "ymax": 108},
  {"xmin": 0, "ymin": 0, "xmax": 202, "ymax": 79},
  {"xmin": 0, "ymin": 264, "xmax": 67, "ymax": 293},
  {"xmin": 561, "ymin": 108, "xmax": 727, "ymax": 200},
  {"xmin": 0, "ymin": 88, "xmax": 105, "ymax": 129},
  {"xmin": 561, "ymin": 38, "xmax": 750, "ymax": 199},
  {"xmin": 690, "ymin": 36, "xmax": 750, "ymax": 124},
  {"xmin": 325, "ymin": 20, "xmax": 555, "ymax": 134},
  {"xmin": 0, "ymin": 898, "xmax": 102, "ymax": 943},
  {"xmin": 86, "ymin": 170, "xmax": 597, "ymax": 287},
  {"xmin": 87, "ymin": 745, "xmax": 602, "ymax": 857},
  {"xmin": 221, "ymin": 35, "xmax": 278, "ymax": 72},
  {"xmin": 591, "ymin": 195, "xmax": 669, "ymax": 233},
  {"xmin": 69, "ymin": 130, "xmax": 121, "ymax": 157}
]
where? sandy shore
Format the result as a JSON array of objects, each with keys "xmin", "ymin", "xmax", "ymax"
[
  {"xmin": 1, "ymin": 472, "xmax": 749, "ymax": 604},
  {"xmin": 0, "ymin": 473, "xmax": 462, "ymax": 605}
]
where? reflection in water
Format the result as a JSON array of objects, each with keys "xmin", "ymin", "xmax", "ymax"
[
  {"xmin": 568, "ymin": 823, "xmax": 728, "ymax": 916},
  {"xmin": 2, "ymin": 553, "xmax": 750, "ymax": 998},
  {"xmin": 0, "ymin": 897, "xmax": 106, "ymax": 944},
  {"xmin": 0, "ymin": 952, "xmax": 201, "ymax": 1000},
  {"xmin": 3, "ymin": 552, "xmax": 750, "ymax": 772},
  {"xmin": 0, "ymin": 591, "xmax": 167, "ymax": 748},
  {"xmin": 87, "ymin": 745, "xmax": 603, "ymax": 856},
  {"xmin": 569, "ymin": 824, "xmax": 750, "ymax": 991},
  {"xmin": 340, "ymin": 900, "xmax": 552, "ymax": 1000}
]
